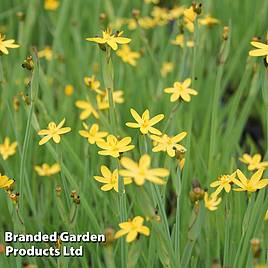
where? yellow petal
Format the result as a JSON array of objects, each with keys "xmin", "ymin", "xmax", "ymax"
[{"xmin": 86, "ymin": 37, "xmax": 106, "ymax": 44}]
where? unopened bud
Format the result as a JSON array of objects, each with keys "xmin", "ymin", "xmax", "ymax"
[
  {"xmin": 192, "ymin": 3, "xmax": 202, "ymax": 15},
  {"xmin": 251, "ymin": 238, "xmax": 261, "ymax": 258},
  {"xmin": 9, "ymin": 192, "xmax": 19, "ymax": 204},
  {"xmin": 13, "ymin": 96, "xmax": 20, "ymax": 112},
  {"xmin": 16, "ymin": 12, "xmax": 25, "ymax": 21},
  {"xmin": 103, "ymin": 227, "xmax": 115, "ymax": 245},
  {"xmin": 22, "ymin": 56, "xmax": 34, "ymax": 71},
  {"xmin": 55, "ymin": 185, "xmax": 62, "ymax": 197},
  {"xmin": 74, "ymin": 196, "xmax": 80, "ymax": 205},
  {"xmin": 222, "ymin": 26, "xmax": 229, "ymax": 41},
  {"xmin": 132, "ymin": 9, "xmax": 140, "ymax": 18},
  {"xmin": 70, "ymin": 190, "xmax": 77, "ymax": 198},
  {"xmin": 99, "ymin": 13, "xmax": 107, "ymax": 21}
]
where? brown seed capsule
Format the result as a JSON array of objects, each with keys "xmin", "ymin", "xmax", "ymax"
[
  {"xmin": 191, "ymin": 179, "xmax": 201, "ymax": 188},
  {"xmin": 74, "ymin": 196, "xmax": 81, "ymax": 205},
  {"xmin": 251, "ymin": 238, "xmax": 261, "ymax": 258},
  {"xmin": 175, "ymin": 147, "xmax": 186, "ymax": 160},
  {"xmin": 13, "ymin": 96, "xmax": 20, "ymax": 112},
  {"xmin": 132, "ymin": 9, "xmax": 140, "ymax": 18},
  {"xmin": 103, "ymin": 227, "xmax": 115, "ymax": 245},
  {"xmin": 21, "ymin": 56, "xmax": 34, "ymax": 71},
  {"xmin": 16, "ymin": 12, "xmax": 25, "ymax": 21},
  {"xmin": 55, "ymin": 185, "xmax": 62, "ymax": 197},
  {"xmin": 9, "ymin": 192, "xmax": 18, "ymax": 203},
  {"xmin": 99, "ymin": 13, "xmax": 107, "ymax": 21},
  {"xmin": 192, "ymin": 3, "xmax": 202, "ymax": 15},
  {"xmin": 70, "ymin": 190, "xmax": 77, "ymax": 198},
  {"xmin": 0, "ymin": 244, "xmax": 5, "ymax": 254}
]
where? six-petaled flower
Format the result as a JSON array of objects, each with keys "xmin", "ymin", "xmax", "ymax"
[{"xmin": 38, "ymin": 118, "xmax": 71, "ymax": 145}]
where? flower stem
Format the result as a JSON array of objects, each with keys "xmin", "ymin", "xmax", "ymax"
[
  {"xmin": 117, "ymin": 159, "xmax": 127, "ymax": 268},
  {"xmin": 102, "ymin": 48, "xmax": 117, "ymax": 134},
  {"xmin": 163, "ymin": 102, "xmax": 180, "ymax": 133}
]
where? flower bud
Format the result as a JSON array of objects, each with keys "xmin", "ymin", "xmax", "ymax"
[
  {"xmin": 55, "ymin": 185, "xmax": 62, "ymax": 197},
  {"xmin": 21, "ymin": 56, "xmax": 34, "ymax": 71},
  {"xmin": 16, "ymin": 12, "xmax": 26, "ymax": 21},
  {"xmin": 251, "ymin": 238, "xmax": 261, "ymax": 258},
  {"xmin": 132, "ymin": 9, "xmax": 140, "ymax": 18},
  {"xmin": 103, "ymin": 227, "xmax": 115, "ymax": 245},
  {"xmin": 99, "ymin": 13, "xmax": 107, "ymax": 21},
  {"xmin": 192, "ymin": 3, "xmax": 202, "ymax": 15},
  {"xmin": 13, "ymin": 96, "xmax": 20, "ymax": 112},
  {"xmin": 222, "ymin": 26, "xmax": 229, "ymax": 41}
]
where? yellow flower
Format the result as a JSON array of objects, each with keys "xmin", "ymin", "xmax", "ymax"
[
  {"xmin": 84, "ymin": 75, "xmax": 102, "ymax": 94},
  {"xmin": 168, "ymin": 6, "xmax": 185, "ymax": 20},
  {"xmin": 171, "ymin": 34, "xmax": 194, "ymax": 48},
  {"xmin": 96, "ymin": 135, "xmax": 134, "ymax": 158},
  {"xmin": 0, "ymin": 174, "xmax": 14, "ymax": 190},
  {"xmin": 38, "ymin": 118, "xmax": 71, "ymax": 145},
  {"xmin": 126, "ymin": 19, "xmax": 138, "ymax": 30},
  {"xmin": 0, "ymin": 34, "xmax": 19, "ymax": 55},
  {"xmin": 249, "ymin": 41, "xmax": 268, "ymax": 64},
  {"xmin": 210, "ymin": 172, "xmax": 236, "ymax": 195},
  {"xmin": 183, "ymin": 6, "xmax": 196, "ymax": 33},
  {"xmin": 34, "ymin": 163, "xmax": 61, "ymax": 177},
  {"xmin": 116, "ymin": 45, "xmax": 140, "ymax": 66},
  {"xmin": 126, "ymin": 108, "xmax": 164, "ymax": 135},
  {"xmin": 151, "ymin": 132, "xmax": 187, "ymax": 157},
  {"xmin": 239, "ymin": 153, "xmax": 268, "ymax": 171},
  {"xmin": 44, "ymin": 0, "xmax": 59, "ymax": 11},
  {"xmin": 96, "ymin": 90, "xmax": 124, "ymax": 110},
  {"xmin": 86, "ymin": 29, "xmax": 131, "ymax": 51},
  {"xmin": 0, "ymin": 137, "xmax": 17, "ymax": 160},
  {"xmin": 232, "ymin": 169, "xmax": 268, "ymax": 192},
  {"xmin": 64, "ymin": 84, "xmax": 74, "ymax": 96},
  {"xmin": 114, "ymin": 216, "xmax": 150, "ymax": 243},
  {"xmin": 183, "ymin": 6, "xmax": 196, "ymax": 22},
  {"xmin": 109, "ymin": 18, "xmax": 126, "ymax": 30},
  {"xmin": 138, "ymin": 17, "xmax": 157, "ymax": 29},
  {"xmin": 199, "ymin": 15, "xmax": 220, "ymax": 27},
  {"xmin": 204, "ymin": 192, "xmax": 222, "ymax": 211},
  {"xmin": 75, "ymin": 100, "xmax": 99, "ymax": 120},
  {"xmin": 161, "ymin": 62, "xmax": 174, "ymax": 77},
  {"xmin": 79, "ymin": 123, "xmax": 108, "ymax": 144},
  {"xmin": 119, "ymin": 154, "xmax": 169, "ymax": 185},
  {"xmin": 151, "ymin": 7, "xmax": 169, "ymax": 25},
  {"xmin": 164, "ymin": 79, "xmax": 198, "ymax": 102},
  {"xmin": 38, "ymin": 46, "xmax": 53, "ymax": 60},
  {"xmin": 94, "ymin": 165, "xmax": 132, "ymax": 192}
]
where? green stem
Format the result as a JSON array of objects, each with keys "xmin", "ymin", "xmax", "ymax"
[
  {"xmin": 117, "ymin": 159, "xmax": 127, "ymax": 268},
  {"xmin": 163, "ymin": 102, "xmax": 180, "ymax": 133},
  {"xmin": 102, "ymin": 48, "xmax": 117, "ymax": 134},
  {"xmin": 174, "ymin": 165, "xmax": 182, "ymax": 267},
  {"xmin": 19, "ymin": 51, "xmax": 39, "ymax": 201}
]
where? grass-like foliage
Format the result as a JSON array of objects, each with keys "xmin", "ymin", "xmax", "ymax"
[{"xmin": 0, "ymin": 0, "xmax": 268, "ymax": 267}]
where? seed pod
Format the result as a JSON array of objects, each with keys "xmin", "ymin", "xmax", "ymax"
[
  {"xmin": 251, "ymin": 238, "xmax": 261, "ymax": 258},
  {"xmin": 21, "ymin": 56, "xmax": 34, "ymax": 71},
  {"xmin": 55, "ymin": 185, "xmax": 62, "ymax": 197},
  {"xmin": 222, "ymin": 26, "xmax": 229, "ymax": 41},
  {"xmin": 16, "ymin": 12, "xmax": 25, "ymax": 21},
  {"xmin": 192, "ymin": 3, "xmax": 202, "ymax": 15},
  {"xmin": 103, "ymin": 227, "xmax": 115, "ymax": 245}
]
